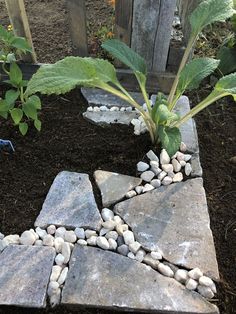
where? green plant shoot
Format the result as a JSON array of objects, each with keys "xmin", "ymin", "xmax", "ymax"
[{"xmin": 25, "ymin": 0, "xmax": 236, "ymax": 156}]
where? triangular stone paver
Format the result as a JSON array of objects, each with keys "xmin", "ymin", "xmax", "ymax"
[
  {"xmin": 114, "ymin": 178, "xmax": 219, "ymax": 280},
  {"xmin": 81, "ymin": 88, "xmax": 145, "ymax": 108},
  {"xmin": 0, "ymin": 245, "xmax": 55, "ymax": 308},
  {"xmin": 94, "ymin": 170, "xmax": 142, "ymax": 207},
  {"xmin": 62, "ymin": 245, "xmax": 219, "ymax": 313},
  {"xmin": 35, "ymin": 171, "xmax": 102, "ymax": 230}
]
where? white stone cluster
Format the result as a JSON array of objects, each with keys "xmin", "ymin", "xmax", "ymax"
[
  {"xmin": 126, "ymin": 146, "xmax": 193, "ymax": 198},
  {"xmin": 87, "ymin": 105, "xmax": 134, "ymax": 112},
  {"xmin": 0, "ymin": 207, "xmax": 216, "ymax": 303}
]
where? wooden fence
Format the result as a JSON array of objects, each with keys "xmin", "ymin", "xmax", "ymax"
[{"xmin": 3, "ymin": 0, "xmax": 197, "ymax": 92}]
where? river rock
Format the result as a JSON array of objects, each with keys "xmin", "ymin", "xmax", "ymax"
[
  {"xmin": 143, "ymin": 254, "xmax": 160, "ymax": 269},
  {"xmin": 35, "ymin": 227, "xmax": 47, "ymax": 239},
  {"xmin": 85, "ymin": 230, "xmax": 97, "ymax": 238},
  {"xmin": 20, "ymin": 230, "xmax": 36, "ymax": 245},
  {"xmin": 188, "ymin": 268, "xmax": 203, "ymax": 280},
  {"xmin": 61, "ymin": 246, "xmax": 219, "ymax": 313},
  {"xmin": 50, "ymin": 265, "xmax": 62, "ymax": 282},
  {"xmin": 137, "ymin": 161, "xmax": 149, "ymax": 172},
  {"xmin": 101, "ymin": 208, "xmax": 114, "ymax": 221},
  {"xmin": 185, "ymin": 163, "xmax": 192, "ymax": 176},
  {"xmin": 175, "ymin": 269, "xmax": 189, "ymax": 283},
  {"xmin": 126, "ymin": 190, "xmax": 137, "ymax": 198},
  {"xmin": 197, "ymin": 285, "xmax": 215, "ymax": 299},
  {"xmin": 55, "ymin": 227, "xmax": 66, "ymax": 239},
  {"xmin": 141, "ymin": 171, "xmax": 155, "ymax": 182},
  {"xmin": 47, "ymin": 225, "xmax": 56, "ymax": 235},
  {"xmin": 186, "ymin": 278, "xmax": 198, "ymax": 290},
  {"xmin": 61, "ymin": 242, "xmax": 71, "ymax": 264},
  {"xmin": 35, "ymin": 171, "xmax": 102, "ymax": 230},
  {"xmin": 35, "ymin": 240, "xmax": 43, "ymax": 246},
  {"xmin": 172, "ymin": 159, "xmax": 181, "ymax": 172},
  {"xmin": 146, "ymin": 150, "xmax": 159, "ymax": 162},
  {"xmin": 77, "ymin": 239, "xmax": 87, "ymax": 246},
  {"xmin": 114, "ymin": 178, "xmax": 219, "ymax": 280},
  {"xmin": 135, "ymin": 186, "xmax": 143, "ymax": 194},
  {"xmin": 142, "ymin": 183, "xmax": 155, "ymax": 193},
  {"xmin": 55, "ymin": 254, "xmax": 65, "ymax": 266},
  {"xmin": 173, "ymin": 172, "xmax": 183, "ymax": 183},
  {"xmin": 135, "ymin": 249, "xmax": 146, "ymax": 262},
  {"xmin": 64, "ymin": 230, "xmax": 76, "ymax": 243},
  {"xmin": 123, "ymin": 230, "xmax": 135, "ymax": 245},
  {"xmin": 157, "ymin": 263, "xmax": 174, "ymax": 277},
  {"xmin": 162, "ymin": 176, "xmax": 172, "ymax": 185},
  {"xmin": 96, "ymin": 236, "xmax": 110, "ymax": 250},
  {"xmin": 43, "ymin": 234, "xmax": 54, "ymax": 247},
  {"xmin": 74, "ymin": 227, "xmax": 85, "ymax": 239},
  {"xmin": 162, "ymin": 164, "xmax": 173, "ymax": 173},
  {"xmin": 105, "ymin": 231, "xmax": 118, "ymax": 241},
  {"xmin": 54, "ymin": 237, "xmax": 64, "ymax": 253},
  {"xmin": 58, "ymin": 267, "xmax": 69, "ymax": 285},
  {"xmin": 150, "ymin": 161, "xmax": 161, "ymax": 175},
  {"xmin": 129, "ymin": 241, "xmax": 141, "ymax": 254},
  {"xmin": 4, "ymin": 234, "xmax": 20, "ymax": 245},
  {"xmin": 157, "ymin": 171, "xmax": 167, "ymax": 181},
  {"xmin": 199, "ymin": 276, "xmax": 214, "ymax": 287},
  {"xmin": 87, "ymin": 236, "xmax": 98, "ymax": 246},
  {"xmin": 94, "ymin": 170, "xmax": 142, "ymax": 207},
  {"xmin": 160, "ymin": 149, "xmax": 170, "ymax": 165},
  {"xmin": 180, "ymin": 142, "xmax": 187, "ymax": 152},
  {"xmin": 150, "ymin": 179, "xmax": 161, "ymax": 188},
  {"xmin": 108, "ymin": 238, "xmax": 117, "ymax": 250}
]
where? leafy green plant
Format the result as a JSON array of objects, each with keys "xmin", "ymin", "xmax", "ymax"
[
  {"xmin": 25, "ymin": 0, "xmax": 236, "ymax": 156},
  {"xmin": 0, "ymin": 25, "xmax": 41, "ymax": 135}
]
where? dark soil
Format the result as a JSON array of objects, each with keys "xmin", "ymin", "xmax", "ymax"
[{"xmin": 0, "ymin": 0, "xmax": 236, "ymax": 313}]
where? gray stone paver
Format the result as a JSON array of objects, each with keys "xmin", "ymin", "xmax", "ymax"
[
  {"xmin": 62, "ymin": 245, "xmax": 218, "ymax": 313},
  {"xmin": 114, "ymin": 178, "xmax": 219, "ymax": 280},
  {"xmin": 94, "ymin": 170, "xmax": 142, "ymax": 207},
  {"xmin": 35, "ymin": 171, "xmax": 102, "ymax": 230},
  {"xmin": 0, "ymin": 245, "xmax": 55, "ymax": 308},
  {"xmin": 81, "ymin": 88, "xmax": 145, "ymax": 108},
  {"xmin": 83, "ymin": 111, "xmax": 139, "ymax": 126}
]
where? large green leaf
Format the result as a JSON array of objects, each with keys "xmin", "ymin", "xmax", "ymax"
[
  {"xmin": 9, "ymin": 62, "xmax": 22, "ymax": 86},
  {"xmin": 214, "ymin": 72, "xmax": 236, "ymax": 96},
  {"xmin": 176, "ymin": 58, "xmax": 220, "ymax": 96},
  {"xmin": 102, "ymin": 39, "xmax": 147, "ymax": 76},
  {"xmin": 217, "ymin": 46, "xmax": 236, "ymax": 74},
  {"xmin": 9, "ymin": 37, "xmax": 32, "ymax": 53},
  {"xmin": 26, "ymin": 57, "xmax": 118, "ymax": 96},
  {"xmin": 190, "ymin": 0, "xmax": 235, "ymax": 36},
  {"xmin": 158, "ymin": 126, "xmax": 182, "ymax": 157}
]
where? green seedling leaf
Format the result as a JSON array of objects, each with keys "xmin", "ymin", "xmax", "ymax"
[
  {"xmin": 19, "ymin": 122, "xmax": 28, "ymax": 135},
  {"xmin": 158, "ymin": 126, "xmax": 182, "ymax": 157},
  {"xmin": 0, "ymin": 111, "xmax": 8, "ymax": 119},
  {"xmin": 34, "ymin": 119, "xmax": 41, "ymax": 131},
  {"xmin": 177, "ymin": 58, "xmax": 220, "ymax": 96},
  {"xmin": 190, "ymin": 0, "xmax": 235, "ymax": 36},
  {"xmin": 23, "ymin": 102, "xmax": 37, "ymax": 119},
  {"xmin": 26, "ymin": 56, "xmax": 117, "ymax": 96},
  {"xmin": 217, "ymin": 46, "xmax": 236, "ymax": 74},
  {"xmin": 10, "ymin": 108, "xmax": 23, "ymax": 124},
  {"xmin": 0, "ymin": 99, "xmax": 10, "ymax": 112},
  {"xmin": 26, "ymin": 95, "xmax": 41, "ymax": 109},
  {"xmin": 6, "ymin": 53, "xmax": 16, "ymax": 63},
  {"xmin": 214, "ymin": 72, "xmax": 236, "ymax": 96},
  {"xmin": 0, "ymin": 25, "xmax": 10, "ymax": 41},
  {"xmin": 9, "ymin": 62, "xmax": 22, "ymax": 86},
  {"xmin": 102, "ymin": 39, "xmax": 147, "ymax": 76},
  {"xmin": 155, "ymin": 104, "xmax": 179, "ymax": 124},
  {"xmin": 9, "ymin": 37, "xmax": 32, "ymax": 53},
  {"xmin": 5, "ymin": 89, "xmax": 20, "ymax": 106}
]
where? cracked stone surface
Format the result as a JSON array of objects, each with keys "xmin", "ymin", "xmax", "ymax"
[
  {"xmin": 94, "ymin": 170, "xmax": 142, "ymax": 207},
  {"xmin": 81, "ymin": 88, "xmax": 144, "ymax": 108},
  {"xmin": 35, "ymin": 171, "xmax": 102, "ymax": 230},
  {"xmin": 62, "ymin": 245, "xmax": 218, "ymax": 313},
  {"xmin": 114, "ymin": 178, "xmax": 219, "ymax": 280},
  {"xmin": 0, "ymin": 245, "xmax": 55, "ymax": 308},
  {"xmin": 83, "ymin": 111, "xmax": 139, "ymax": 126}
]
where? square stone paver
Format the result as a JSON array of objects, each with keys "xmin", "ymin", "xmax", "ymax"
[{"xmin": 0, "ymin": 245, "xmax": 55, "ymax": 308}]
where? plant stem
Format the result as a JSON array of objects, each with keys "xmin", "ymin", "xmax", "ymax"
[
  {"xmin": 171, "ymin": 92, "xmax": 226, "ymax": 128},
  {"xmin": 167, "ymin": 35, "xmax": 196, "ymax": 107},
  {"xmin": 2, "ymin": 62, "xmax": 9, "ymax": 75}
]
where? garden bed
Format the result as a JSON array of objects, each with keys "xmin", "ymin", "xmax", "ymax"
[{"xmin": 0, "ymin": 86, "xmax": 235, "ymax": 314}]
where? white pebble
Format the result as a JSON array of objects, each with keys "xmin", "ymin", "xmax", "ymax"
[
  {"xmin": 87, "ymin": 106, "xmax": 93, "ymax": 112},
  {"xmin": 186, "ymin": 278, "xmax": 198, "ymax": 290},
  {"xmin": 146, "ymin": 150, "xmax": 159, "ymax": 162},
  {"xmin": 4, "ymin": 234, "xmax": 20, "ymax": 245},
  {"xmin": 123, "ymin": 230, "xmax": 135, "ymax": 245},
  {"xmin": 50, "ymin": 265, "xmax": 62, "ymax": 282},
  {"xmin": 113, "ymin": 215, "xmax": 123, "ymax": 225},
  {"xmin": 125, "ymin": 106, "xmax": 132, "ymax": 112},
  {"xmin": 120, "ymin": 107, "xmax": 126, "ymax": 111},
  {"xmin": 34, "ymin": 240, "xmax": 43, "ymax": 246},
  {"xmin": 61, "ymin": 242, "xmax": 71, "ymax": 264},
  {"xmin": 20, "ymin": 231, "xmax": 36, "ymax": 245},
  {"xmin": 96, "ymin": 236, "xmax": 110, "ymax": 250},
  {"xmin": 142, "ymin": 183, "xmax": 155, "ymax": 193},
  {"xmin": 162, "ymin": 176, "xmax": 173, "ymax": 186},
  {"xmin": 93, "ymin": 106, "xmax": 100, "ymax": 112},
  {"xmin": 54, "ymin": 237, "xmax": 64, "ymax": 253},
  {"xmin": 47, "ymin": 281, "xmax": 59, "ymax": 297},
  {"xmin": 188, "ymin": 268, "xmax": 203, "ymax": 280},
  {"xmin": 135, "ymin": 186, "xmax": 143, "ymax": 194},
  {"xmin": 77, "ymin": 239, "xmax": 87, "ymax": 246},
  {"xmin": 184, "ymin": 154, "xmax": 192, "ymax": 162},
  {"xmin": 143, "ymin": 254, "xmax": 160, "ymax": 269},
  {"xmin": 168, "ymin": 171, "xmax": 175, "ymax": 178},
  {"xmin": 35, "ymin": 227, "xmax": 47, "ymax": 239},
  {"xmin": 150, "ymin": 179, "xmax": 161, "ymax": 188},
  {"xmin": 129, "ymin": 241, "xmax": 141, "ymax": 254},
  {"xmin": 160, "ymin": 149, "xmax": 170, "ymax": 165},
  {"xmin": 64, "ymin": 230, "xmax": 76, "ymax": 243},
  {"xmin": 158, "ymin": 171, "xmax": 167, "ymax": 181},
  {"xmin": 117, "ymin": 244, "xmax": 129, "ymax": 256},
  {"xmin": 55, "ymin": 227, "xmax": 66, "ymax": 239},
  {"xmin": 141, "ymin": 170, "xmax": 155, "ymax": 182},
  {"xmin": 162, "ymin": 164, "xmax": 173, "ymax": 173},
  {"xmin": 150, "ymin": 251, "xmax": 162, "ymax": 260},
  {"xmin": 180, "ymin": 160, "xmax": 186, "ymax": 167},
  {"xmin": 100, "ymin": 105, "xmax": 109, "ymax": 111},
  {"xmin": 172, "ymin": 159, "xmax": 181, "ymax": 172},
  {"xmin": 99, "ymin": 228, "xmax": 109, "ymax": 236},
  {"xmin": 137, "ymin": 161, "xmax": 149, "ymax": 172},
  {"xmin": 102, "ymin": 220, "xmax": 116, "ymax": 231},
  {"xmin": 172, "ymin": 172, "xmax": 183, "ymax": 183},
  {"xmin": 175, "ymin": 269, "xmax": 189, "ymax": 283},
  {"xmin": 74, "ymin": 227, "xmax": 85, "ymax": 239},
  {"xmin": 55, "ymin": 254, "xmax": 65, "ymax": 266},
  {"xmin": 85, "ymin": 229, "xmax": 97, "ymax": 239},
  {"xmin": 127, "ymin": 252, "xmax": 135, "ymax": 259},
  {"xmin": 199, "ymin": 276, "xmax": 214, "ymax": 287},
  {"xmin": 108, "ymin": 238, "xmax": 117, "ymax": 250},
  {"xmin": 176, "ymin": 151, "xmax": 185, "ymax": 162},
  {"xmin": 185, "ymin": 163, "xmax": 192, "ymax": 176},
  {"xmin": 49, "ymin": 288, "xmax": 61, "ymax": 307},
  {"xmin": 157, "ymin": 263, "xmax": 174, "ymax": 277},
  {"xmin": 126, "ymin": 190, "xmax": 137, "ymax": 198},
  {"xmin": 30, "ymin": 229, "xmax": 39, "ymax": 240},
  {"xmin": 87, "ymin": 235, "xmax": 97, "ymax": 246},
  {"xmin": 150, "ymin": 161, "xmax": 161, "ymax": 175},
  {"xmin": 101, "ymin": 208, "xmax": 114, "ymax": 221},
  {"xmin": 47, "ymin": 225, "xmax": 56, "ymax": 235},
  {"xmin": 105, "ymin": 231, "xmax": 118, "ymax": 241},
  {"xmin": 116, "ymin": 224, "xmax": 128, "ymax": 235},
  {"xmin": 43, "ymin": 234, "xmax": 54, "ymax": 247},
  {"xmin": 197, "ymin": 285, "xmax": 215, "ymax": 299},
  {"xmin": 180, "ymin": 142, "xmax": 187, "ymax": 152},
  {"xmin": 57, "ymin": 267, "xmax": 68, "ymax": 285},
  {"xmin": 135, "ymin": 249, "xmax": 146, "ymax": 262}
]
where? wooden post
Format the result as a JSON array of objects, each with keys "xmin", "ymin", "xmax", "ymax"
[
  {"xmin": 131, "ymin": 0, "xmax": 176, "ymax": 72},
  {"xmin": 66, "ymin": 0, "xmax": 88, "ymax": 57},
  {"xmin": 115, "ymin": 0, "xmax": 133, "ymax": 46},
  {"xmin": 5, "ymin": 0, "xmax": 37, "ymax": 63}
]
